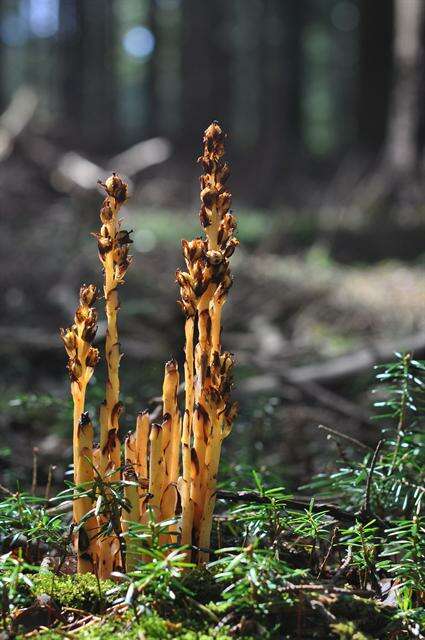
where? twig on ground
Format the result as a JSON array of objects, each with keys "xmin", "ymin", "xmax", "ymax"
[
  {"xmin": 318, "ymin": 425, "xmax": 372, "ymax": 451},
  {"xmin": 215, "ymin": 490, "xmax": 357, "ymax": 523},
  {"xmin": 317, "ymin": 526, "xmax": 339, "ymax": 578},
  {"xmin": 362, "ymin": 439, "xmax": 384, "ymax": 517}
]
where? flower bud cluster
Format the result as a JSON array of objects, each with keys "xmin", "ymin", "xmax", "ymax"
[
  {"xmin": 61, "ymin": 284, "xmax": 100, "ymax": 383},
  {"xmin": 95, "ymin": 174, "xmax": 132, "ymax": 285},
  {"xmin": 213, "ymin": 350, "xmax": 238, "ymax": 432},
  {"xmin": 176, "ymin": 123, "xmax": 239, "ymax": 318},
  {"xmin": 177, "ymin": 122, "xmax": 239, "ymax": 447}
]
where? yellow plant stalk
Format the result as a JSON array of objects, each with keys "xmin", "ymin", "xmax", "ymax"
[
  {"xmin": 148, "ymin": 422, "xmax": 164, "ymax": 521},
  {"xmin": 190, "ymin": 401, "xmax": 208, "ymax": 540},
  {"xmin": 62, "ymin": 124, "xmax": 238, "ymax": 574},
  {"xmin": 92, "ymin": 445, "xmax": 100, "ymax": 474},
  {"xmin": 95, "ymin": 173, "xmax": 131, "ymax": 482},
  {"xmin": 74, "ymin": 413, "xmax": 99, "ymax": 571},
  {"xmin": 176, "ymin": 238, "xmax": 203, "ymax": 551},
  {"xmin": 135, "ymin": 411, "xmax": 150, "ymax": 481},
  {"xmin": 95, "ymin": 174, "xmax": 131, "ymax": 576},
  {"xmin": 177, "ymin": 123, "xmax": 238, "ymax": 563},
  {"xmin": 162, "ymin": 359, "xmax": 181, "ymax": 490},
  {"xmin": 179, "ymin": 314, "xmax": 195, "ymax": 551},
  {"xmin": 135, "ymin": 411, "xmax": 150, "ymax": 519},
  {"xmin": 61, "ymin": 284, "xmax": 100, "ymax": 573},
  {"xmin": 124, "ymin": 432, "xmax": 137, "ymax": 467},
  {"xmin": 197, "ymin": 125, "xmax": 238, "ymax": 563},
  {"xmin": 121, "ymin": 462, "xmax": 140, "ymax": 572},
  {"xmin": 160, "ymin": 482, "xmax": 178, "ymax": 543},
  {"xmin": 198, "ymin": 352, "xmax": 237, "ymax": 563}
]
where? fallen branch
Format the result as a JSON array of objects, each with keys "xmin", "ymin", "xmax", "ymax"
[
  {"xmin": 0, "ymin": 86, "xmax": 38, "ymax": 160},
  {"xmin": 53, "ymin": 137, "xmax": 171, "ymax": 193},
  {"xmin": 107, "ymin": 137, "xmax": 171, "ymax": 177},
  {"xmin": 22, "ymin": 132, "xmax": 171, "ymax": 195},
  {"xmin": 283, "ymin": 332, "xmax": 425, "ymax": 385},
  {"xmin": 318, "ymin": 425, "xmax": 372, "ymax": 451}
]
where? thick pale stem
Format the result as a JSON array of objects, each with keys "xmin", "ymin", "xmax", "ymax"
[
  {"xmin": 135, "ymin": 411, "xmax": 150, "ymax": 519},
  {"xmin": 196, "ymin": 295, "xmax": 227, "ymax": 562},
  {"xmin": 197, "ymin": 409, "xmax": 224, "ymax": 563},
  {"xmin": 72, "ymin": 382, "xmax": 86, "ymax": 481},
  {"xmin": 97, "ymin": 178, "xmax": 130, "ymax": 575},
  {"xmin": 74, "ymin": 413, "xmax": 98, "ymax": 573},
  {"xmin": 136, "ymin": 411, "xmax": 150, "ymax": 481},
  {"xmin": 191, "ymin": 395, "xmax": 209, "ymax": 543},
  {"xmin": 158, "ymin": 412, "xmax": 177, "ymax": 543},
  {"xmin": 159, "ymin": 360, "xmax": 181, "ymax": 539},
  {"xmin": 101, "ymin": 198, "xmax": 122, "ymax": 482},
  {"xmin": 148, "ymin": 424, "xmax": 163, "ymax": 521},
  {"xmin": 163, "ymin": 360, "xmax": 181, "ymax": 489},
  {"xmin": 160, "ymin": 483, "xmax": 178, "ymax": 544},
  {"xmin": 191, "ymin": 299, "xmax": 213, "ymax": 546},
  {"xmin": 180, "ymin": 317, "xmax": 195, "ymax": 550},
  {"xmin": 93, "ymin": 446, "xmax": 100, "ymax": 474},
  {"xmin": 124, "ymin": 432, "xmax": 137, "ymax": 467},
  {"xmin": 121, "ymin": 464, "xmax": 140, "ymax": 572}
]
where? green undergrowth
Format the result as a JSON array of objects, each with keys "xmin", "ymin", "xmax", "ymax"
[
  {"xmin": 0, "ymin": 353, "xmax": 424, "ymax": 638},
  {"xmin": 2, "ymin": 567, "xmax": 404, "ymax": 639}
]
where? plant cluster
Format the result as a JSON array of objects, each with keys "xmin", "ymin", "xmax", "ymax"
[{"xmin": 60, "ymin": 123, "xmax": 238, "ymax": 578}]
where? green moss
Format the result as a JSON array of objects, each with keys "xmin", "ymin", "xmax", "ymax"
[
  {"xmin": 330, "ymin": 621, "xmax": 372, "ymax": 640},
  {"xmin": 35, "ymin": 610, "xmax": 236, "ymax": 640},
  {"xmin": 31, "ymin": 573, "xmax": 115, "ymax": 613}
]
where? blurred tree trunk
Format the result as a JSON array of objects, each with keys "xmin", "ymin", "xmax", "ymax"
[
  {"xmin": 385, "ymin": 0, "xmax": 423, "ymax": 174},
  {"xmin": 0, "ymin": 0, "xmax": 4, "ymax": 112},
  {"xmin": 253, "ymin": 1, "xmax": 305, "ymax": 207},
  {"xmin": 79, "ymin": 0, "xmax": 117, "ymax": 153},
  {"xmin": 180, "ymin": 0, "xmax": 231, "ymax": 151},
  {"xmin": 58, "ymin": 0, "xmax": 117, "ymax": 152},
  {"xmin": 146, "ymin": 0, "xmax": 159, "ymax": 138},
  {"xmin": 415, "ymin": 9, "xmax": 425, "ymax": 165},
  {"xmin": 357, "ymin": 0, "xmax": 394, "ymax": 153},
  {"xmin": 58, "ymin": 0, "xmax": 85, "ymax": 143}
]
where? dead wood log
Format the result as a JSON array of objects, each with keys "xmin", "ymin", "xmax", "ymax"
[{"xmin": 283, "ymin": 331, "xmax": 425, "ymax": 385}]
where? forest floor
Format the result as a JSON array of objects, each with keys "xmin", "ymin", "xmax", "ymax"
[
  {"xmin": 0, "ymin": 151, "xmax": 424, "ymax": 639},
  {"xmin": 1, "ymin": 206, "xmax": 423, "ymax": 491}
]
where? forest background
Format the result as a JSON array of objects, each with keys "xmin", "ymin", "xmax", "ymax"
[{"xmin": 0, "ymin": 0, "xmax": 424, "ymax": 493}]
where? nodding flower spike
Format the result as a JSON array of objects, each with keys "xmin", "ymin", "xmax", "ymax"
[{"xmin": 102, "ymin": 173, "xmax": 128, "ymax": 203}]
